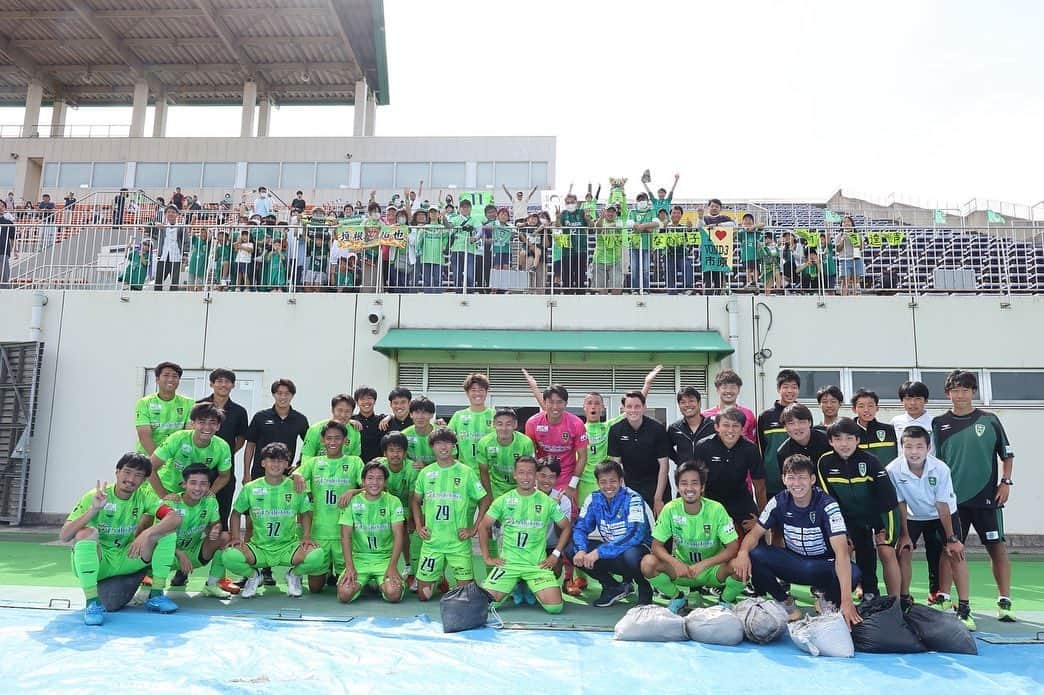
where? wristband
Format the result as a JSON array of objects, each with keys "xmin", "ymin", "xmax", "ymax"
[
  {"xmin": 568, "ymin": 476, "xmax": 580, "ymax": 489},
  {"xmin": 551, "ymin": 548, "xmax": 561, "ymax": 558}
]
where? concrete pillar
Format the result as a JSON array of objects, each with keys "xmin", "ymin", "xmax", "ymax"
[
  {"xmin": 353, "ymin": 78, "xmax": 368, "ymax": 136},
  {"xmin": 50, "ymin": 97, "xmax": 66, "ymax": 137},
  {"xmin": 22, "ymin": 79, "xmax": 43, "ymax": 137},
  {"xmin": 130, "ymin": 81, "xmax": 148, "ymax": 137},
  {"xmin": 364, "ymin": 89, "xmax": 376, "ymax": 136},
  {"xmin": 257, "ymin": 94, "xmax": 272, "ymax": 136},
  {"xmin": 152, "ymin": 90, "xmax": 168, "ymax": 137},
  {"xmin": 240, "ymin": 80, "xmax": 257, "ymax": 137}
]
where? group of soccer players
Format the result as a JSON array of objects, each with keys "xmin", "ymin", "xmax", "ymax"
[{"xmin": 64, "ymin": 362, "xmax": 1014, "ymax": 631}]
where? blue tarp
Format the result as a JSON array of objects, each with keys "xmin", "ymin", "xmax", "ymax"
[{"xmin": 1, "ymin": 608, "xmax": 1041, "ymax": 694}]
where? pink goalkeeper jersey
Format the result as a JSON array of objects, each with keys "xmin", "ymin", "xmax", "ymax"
[
  {"xmin": 525, "ymin": 410, "xmax": 589, "ymax": 490},
  {"xmin": 702, "ymin": 404, "xmax": 758, "ymax": 443}
]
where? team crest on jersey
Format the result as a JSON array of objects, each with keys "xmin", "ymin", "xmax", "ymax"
[
  {"xmin": 485, "ymin": 419, "xmax": 492, "ymax": 427},
  {"xmin": 535, "ymin": 504, "xmax": 543, "ymax": 514},
  {"xmin": 703, "ymin": 524, "xmax": 712, "ymax": 536},
  {"xmin": 928, "ymin": 476, "xmax": 937, "ymax": 486},
  {"xmin": 379, "ymin": 508, "xmax": 386, "ymax": 516},
  {"xmin": 206, "ymin": 457, "xmax": 213, "ymax": 464},
  {"xmin": 809, "ymin": 512, "xmax": 816, "ymax": 523},
  {"xmin": 562, "ymin": 432, "xmax": 570, "ymax": 442},
  {"xmin": 132, "ymin": 507, "xmax": 140, "ymax": 516},
  {"xmin": 858, "ymin": 462, "xmax": 867, "ymax": 477},
  {"xmin": 453, "ymin": 477, "xmax": 461, "ymax": 486},
  {"xmin": 177, "ymin": 407, "xmax": 184, "ymax": 415},
  {"xmin": 284, "ymin": 494, "xmax": 292, "ymax": 504},
  {"xmin": 975, "ymin": 424, "xmax": 986, "ymax": 437},
  {"xmin": 876, "ymin": 430, "xmax": 886, "ymax": 442}
]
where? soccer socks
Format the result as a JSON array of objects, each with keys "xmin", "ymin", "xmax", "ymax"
[
  {"xmin": 647, "ymin": 572, "xmax": 678, "ymax": 598},
  {"xmin": 294, "ymin": 547, "xmax": 329, "ymax": 577},
  {"xmin": 206, "ymin": 549, "xmax": 226, "ymax": 582},
  {"xmin": 221, "ymin": 547, "xmax": 253, "ymax": 577},
  {"xmin": 73, "ymin": 540, "xmax": 101, "ymax": 601},
  {"xmin": 541, "ymin": 600, "xmax": 563, "ymax": 615},
  {"xmin": 722, "ymin": 577, "xmax": 747, "ymax": 604},
  {"xmin": 148, "ymin": 533, "xmax": 176, "ymax": 592}
]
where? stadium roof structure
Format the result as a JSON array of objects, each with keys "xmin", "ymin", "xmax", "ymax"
[{"xmin": 0, "ymin": 0, "xmax": 389, "ymax": 107}]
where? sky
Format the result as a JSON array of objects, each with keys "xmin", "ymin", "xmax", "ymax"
[{"xmin": 3, "ymin": 0, "xmax": 1043, "ymax": 209}]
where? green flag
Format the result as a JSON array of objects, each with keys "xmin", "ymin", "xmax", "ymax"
[
  {"xmin": 823, "ymin": 209, "xmax": 843, "ymax": 223},
  {"xmin": 986, "ymin": 209, "xmax": 1005, "ymax": 224},
  {"xmin": 933, "ymin": 209, "xmax": 946, "ymax": 224}
]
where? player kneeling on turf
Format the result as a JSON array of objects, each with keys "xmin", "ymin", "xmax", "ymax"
[
  {"xmin": 291, "ymin": 421, "xmax": 364, "ymax": 594},
  {"xmin": 478, "ymin": 456, "xmax": 572, "ymax": 614},
  {"xmin": 224, "ymin": 443, "xmax": 328, "ymax": 598},
  {"xmin": 640, "ymin": 460, "xmax": 747, "ymax": 614},
  {"xmin": 337, "ymin": 462, "xmax": 407, "ymax": 603},
  {"xmin": 166, "ymin": 463, "xmax": 235, "ymax": 598},
  {"xmin": 411, "ymin": 428, "xmax": 490, "ymax": 601},
  {"xmin": 61, "ymin": 453, "xmax": 183, "ymax": 625}
]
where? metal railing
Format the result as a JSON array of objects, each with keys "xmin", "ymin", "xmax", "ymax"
[{"xmin": 2, "ymin": 213, "xmax": 1042, "ymax": 296}]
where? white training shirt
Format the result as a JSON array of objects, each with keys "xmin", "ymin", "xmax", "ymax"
[
  {"xmin": 890, "ymin": 411, "xmax": 934, "ymax": 453},
  {"xmin": 886, "ymin": 454, "xmax": 957, "ymax": 521}
]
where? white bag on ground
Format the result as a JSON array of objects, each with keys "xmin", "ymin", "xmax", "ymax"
[
  {"xmin": 788, "ymin": 613, "xmax": 855, "ymax": 657},
  {"xmin": 684, "ymin": 605, "xmax": 745, "ymax": 646},
  {"xmin": 734, "ymin": 598, "xmax": 789, "ymax": 644},
  {"xmin": 613, "ymin": 605, "xmax": 689, "ymax": 642}
]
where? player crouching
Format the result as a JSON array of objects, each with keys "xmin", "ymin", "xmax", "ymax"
[
  {"xmin": 337, "ymin": 462, "xmax": 407, "ymax": 603},
  {"xmin": 224, "ymin": 443, "xmax": 328, "ymax": 598},
  {"xmin": 164, "ymin": 463, "xmax": 237, "ymax": 598},
  {"xmin": 61, "ymin": 453, "xmax": 183, "ymax": 625},
  {"xmin": 478, "ymin": 456, "xmax": 572, "ymax": 614},
  {"xmin": 640, "ymin": 461, "xmax": 747, "ymax": 613}
]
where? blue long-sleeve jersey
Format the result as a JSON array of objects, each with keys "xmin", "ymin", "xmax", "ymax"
[{"xmin": 572, "ymin": 486, "xmax": 652, "ymax": 560}]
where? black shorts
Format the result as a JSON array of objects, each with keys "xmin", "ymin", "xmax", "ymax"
[
  {"xmin": 958, "ymin": 505, "xmax": 1005, "ymax": 545},
  {"xmin": 906, "ymin": 513, "xmax": 962, "ymax": 549}
]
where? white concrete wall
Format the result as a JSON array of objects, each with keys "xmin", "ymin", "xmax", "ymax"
[{"xmin": 2, "ymin": 291, "xmax": 1041, "ymax": 534}]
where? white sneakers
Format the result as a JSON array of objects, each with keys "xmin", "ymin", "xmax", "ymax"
[
  {"xmin": 241, "ymin": 570, "xmax": 262, "ymax": 599},
  {"xmin": 285, "ymin": 571, "xmax": 303, "ymax": 598}
]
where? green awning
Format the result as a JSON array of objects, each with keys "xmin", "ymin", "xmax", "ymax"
[{"xmin": 373, "ymin": 329, "xmax": 733, "ymax": 364}]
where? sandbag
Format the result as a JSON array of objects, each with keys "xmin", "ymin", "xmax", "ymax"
[
  {"xmin": 613, "ymin": 605, "xmax": 689, "ymax": 642},
  {"xmin": 851, "ymin": 595, "xmax": 926, "ymax": 653},
  {"xmin": 684, "ymin": 605, "xmax": 744, "ymax": 646},
  {"xmin": 734, "ymin": 598, "xmax": 789, "ymax": 644},
  {"xmin": 904, "ymin": 604, "xmax": 977, "ymax": 655},
  {"xmin": 788, "ymin": 613, "xmax": 855, "ymax": 657},
  {"xmin": 97, "ymin": 569, "xmax": 149, "ymax": 612},
  {"xmin": 439, "ymin": 583, "xmax": 493, "ymax": 633}
]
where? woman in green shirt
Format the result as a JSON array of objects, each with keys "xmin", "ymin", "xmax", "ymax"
[
  {"xmin": 263, "ymin": 238, "xmax": 288, "ymax": 292},
  {"xmin": 185, "ymin": 228, "xmax": 209, "ymax": 290}
]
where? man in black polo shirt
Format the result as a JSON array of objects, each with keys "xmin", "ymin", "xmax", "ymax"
[
  {"xmin": 693, "ymin": 407, "xmax": 766, "ymax": 537},
  {"xmin": 378, "ymin": 387, "xmax": 414, "ymax": 435},
  {"xmin": 608, "ymin": 390, "xmax": 672, "ymax": 515},
  {"xmin": 195, "ymin": 368, "xmax": 249, "ymax": 530},
  {"xmin": 243, "ymin": 378, "xmax": 309, "ymax": 482},
  {"xmin": 351, "ymin": 385, "xmax": 384, "ymax": 462},
  {"xmin": 668, "ymin": 386, "xmax": 717, "ymax": 469},
  {"xmin": 777, "ymin": 403, "xmax": 832, "ymax": 477}
]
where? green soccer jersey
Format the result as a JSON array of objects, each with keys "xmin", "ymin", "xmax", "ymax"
[
  {"xmin": 592, "ymin": 220, "xmax": 625, "ymax": 264},
  {"xmin": 165, "ymin": 493, "xmax": 220, "ymax": 551},
  {"xmin": 491, "ymin": 221, "xmax": 514, "ymax": 253},
  {"xmin": 187, "ymin": 235, "xmax": 208, "ymax": 276},
  {"xmin": 413, "ymin": 461, "xmax": 488, "ymax": 554},
  {"xmin": 403, "ymin": 425, "xmax": 437, "ymax": 467},
  {"xmin": 933, "ymin": 409, "xmax": 1013, "ymax": 508},
  {"xmin": 487, "ymin": 489, "xmax": 564, "ymax": 566},
  {"xmin": 653, "ymin": 497, "xmax": 738, "ymax": 565},
  {"xmin": 154, "ymin": 429, "xmax": 233, "ymax": 493},
  {"xmin": 583, "ymin": 415, "xmax": 624, "ymax": 486},
  {"xmin": 299, "ymin": 418, "xmax": 362, "ymax": 461},
  {"xmin": 447, "ymin": 407, "xmax": 495, "ymax": 471},
  {"xmin": 233, "ymin": 477, "xmax": 310, "ymax": 548},
  {"xmin": 373, "ymin": 457, "xmax": 418, "ymax": 511},
  {"xmin": 339, "ymin": 491, "xmax": 405, "ymax": 561},
  {"xmin": 475, "ymin": 431, "xmax": 536, "ymax": 498},
  {"xmin": 67, "ymin": 484, "xmax": 163, "ymax": 551},
  {"xmin": 296, "ymin": 454, "xmax": 364, "ymax": 540},
  {"xmin": 419, "ymin": 226, "xmax": 451, "ymax": 264},
  {"xmin": 134, "ymin": 392, "xmax": 196, "ymax": 453}
]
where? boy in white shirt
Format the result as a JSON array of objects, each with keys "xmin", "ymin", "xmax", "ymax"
[
  {"xmin": 891, "ymin": 381, "xmax": 934, "ymax": 450},
  {"xmin": 887, "ymin": 425, "xmax": 974, "ymax": 630}
]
